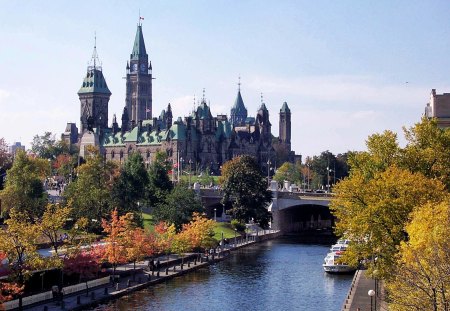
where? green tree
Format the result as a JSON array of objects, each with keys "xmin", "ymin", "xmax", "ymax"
[
  {"xmin": 31, "ymin": 132, "xmax": 72, "ymax": 160},
  {"xmin": 331, "ymin": 166, "xmax": 448, "ymax": 279},
  {"xmin": 0, "ymin": 138, "xmax": 12, "ymax": 190},
  {"xmin": 387, "ymin": 201, "xmax": 450, "ymax": 311},
  {"xmin": 0, "ymin": 150, "xmax": 49, "ymax": 220},
  {"xmin": 401, "ymin": 117, "xmax": 450, "ymax": 190},
  {"xmin": 145, "ymin": 151, "xmax": 172, "ymax": 207},
  {"xmin": 273, "ymin": 162, "xmax": 301, "ymax": 185},
  {"xmin": 111, "ymin": 152, "xmax": 149, "ymax": 222},
  {"xmin": 63, "ymin": 147, "xmax": 117, "ymax": 232},
  {"xmin": 220, "ymin": 155, "xmax": 272, "ymax": 228},
  {"xmin": 152, "ymin": 183, "xmax": 202, "ymax": 230}
]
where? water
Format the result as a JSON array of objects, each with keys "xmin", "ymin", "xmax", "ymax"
[{"xmin": 93, "ymin": 238, "xmax": 353, "ymax": 311}]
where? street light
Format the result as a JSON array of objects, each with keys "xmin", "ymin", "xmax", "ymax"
[
  {"xmin": 214, "ymin": 208, "xmax": 217, "ymax": 222},
  {"xmin": 234, "ymin": 228, "xmax": 237, "ymax": 247},
  {"xmin": 368, "ymin": 289, "xmax": 375, "ymax": 311},
  {"xmin": 188, "ymin": 159, "xmax": 192, "ymax": 188},
  {"xmin": 267, "ymin": 159, "xmax": 271, "ymax": 188}
]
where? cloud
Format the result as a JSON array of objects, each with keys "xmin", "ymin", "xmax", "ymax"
[{"xmin": 0, "ymin": 89, "xmax": 10, "ymax": 104}]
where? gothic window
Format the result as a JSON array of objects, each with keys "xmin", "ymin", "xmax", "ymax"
[{"xmin": 111, "ymin": 151, "xmax": 115, "ymax": 159}]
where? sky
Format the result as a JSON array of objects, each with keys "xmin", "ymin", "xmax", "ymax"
[{"xmin": 1, "ymin": 1, "xmax": 450, "ymax": 159}]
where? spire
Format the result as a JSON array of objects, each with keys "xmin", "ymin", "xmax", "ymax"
[
  {"xmin": 130, "ymin": 24, "xmax": 148, "ymax": 61},
  {"xmin": 89, "ymin": 33, "xmax": 102, "ymax": 71},
  {"xmin": 280, "ymin": 102, "xmax": 291, "ymax": 113}
]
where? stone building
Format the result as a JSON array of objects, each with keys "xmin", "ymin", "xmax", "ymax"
[
  {"xmin": 425, "ymin": 89, "xmax": 450, "ymax": 128},
  {"xmin": 63, "ymin": 23, "xmax": 297, "ymax": 173}
]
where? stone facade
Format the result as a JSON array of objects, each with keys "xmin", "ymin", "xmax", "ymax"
[
  {"xmin": 67, "ymin": 23, "xmax": 296, "ymax": 173},
  {"xmin": 425, "ymin": 89, "xmax": 450, "ymax": 128}
]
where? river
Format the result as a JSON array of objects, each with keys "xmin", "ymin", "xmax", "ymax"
[{"xmin": 92, "ymin": 237, "xmax": 353, "ymax": 311}]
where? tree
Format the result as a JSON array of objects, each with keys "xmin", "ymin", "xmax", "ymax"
[
  {"xmin": 0, "ymin": 281, "xmax": 23, "ymax": 307},
  {"xmin": 31, "ymin": 132, "xmax": 72, "ymax": 160},
  {"xmin": 152, "ymin": 183, "xmax": 202, "ymax": 230},
  {"xmin": 0, "ymin": 210, "xmax": 44, "ymax": 308},
  {"xmin": 181, "ymin": 212, "xmax": 217, "ymax": 251},
  {"xmin": 145, "ymin": 151, "xmax": 172, "ymax": 207},
  {"xmin": 154, "ymin": 221, "xmax": 176, "ymax": 263},
  {"xmin": 63, "ymin": 246, "xmax": 103, "ymax": 284},
  {"xmin": 0, "ymin": 150, "xmax": 49, "ymax": 220},
  {"xmin": 273, "ymin": 162, "xmax": 301, "ymax": 185},
  {"xmin": 101, "ymin": 210, "xmax": 134, "ymax": 277},
  {"xmin": 63, "ymin": 147, "xmax": 118, "ymax": 232},
  {"xmin": 0, "ymin": 138, "xmax": 12, "ymax": 191},
  {"xmin": 220, "ymin": 155, "xmax": 272, "ymax": 228},
  {"xmin": 401, "ymin": 117, "xmax": 450, "ymax": 190},
  {"xmin": 124, "ymin": 227, "xmax": 156, "ymax": 277},
  {"xmin": 111, "ymin": 152, "xmax": 148, "ymax": 222},
  {"xmin": 331, "ymin": 166, "xmax": 448, "ymax": 279},
  {"xmin": 386, "ymin": 201, "xmax": 450, "ymax": 311},
  {"xmin": 38, "ymin": 203, "xmax": 72, "ymax": 255}
]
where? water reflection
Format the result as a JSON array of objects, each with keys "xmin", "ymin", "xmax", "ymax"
[{"xmin": 94, "ymin": 239, "xmax": 353, "ymax": 311}]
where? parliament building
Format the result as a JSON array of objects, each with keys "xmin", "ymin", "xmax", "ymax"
[{"xmin": 62, "ymin": 23, "xmax": 297, "ymax": 174}]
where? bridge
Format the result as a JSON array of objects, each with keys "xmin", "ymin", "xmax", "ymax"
[{"xmin": 198, "ymin": 183, "xmax": 333, "ymax": 234}]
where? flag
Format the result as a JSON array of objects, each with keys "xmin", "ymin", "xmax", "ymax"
[
  {"xmin": 140, "ymin": 16, "xmax": 144, "ymax": 20},
  {"xmin": 173, "ymin": 163, "xmax": 178, "ymax": 169}
]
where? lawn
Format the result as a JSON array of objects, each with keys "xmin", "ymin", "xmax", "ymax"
[
  {"xmin": 213, "ymin": 221, "xmax": 238, "ymax": 240},
  {"xmin": 142, "ymin": 212, "xmax": 155, "ymax": 231}
]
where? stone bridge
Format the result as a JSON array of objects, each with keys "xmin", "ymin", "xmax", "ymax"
[
  {"xmin": 269, "ymin": 190, "xmax": 333, "ymax": 233},
  {"xmin": 199, "ymin": 186, "xmax": 334, "ymax": 233}
]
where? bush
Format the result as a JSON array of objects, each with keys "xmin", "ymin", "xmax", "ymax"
[{"xmin": 231, "ymin": 219, "xmax": 246, "ymax": 232}]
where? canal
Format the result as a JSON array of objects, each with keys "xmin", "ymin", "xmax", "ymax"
[{"xmin": 92, "ymin": 237, "xmax": 353, "ymax": 311}]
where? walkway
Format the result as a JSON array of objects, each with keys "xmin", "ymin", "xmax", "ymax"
[{"xmin": 342, "ymin": 269, "xmax": 387, "ymax": 311}]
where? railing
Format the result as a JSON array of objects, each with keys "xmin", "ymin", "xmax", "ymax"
[{"xmin": 1, "ymin": 277, "xmax": 111, "ymax": 310}]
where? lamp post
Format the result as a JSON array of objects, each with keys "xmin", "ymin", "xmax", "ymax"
[
  {"xmin": 267, "ymin": 159, "xmax": 271, "ymax": 188},
  {"xmin": 179, "ymin": 157, "xmax": 184, "ymax": 183},
  {"xmin": 188, "ymin": 159, "xmax": 192, "ymax": 188},
  {"xmin": 214, "ymin": 208, "xmax": 217, "ymax": 222},
  {"xmin": 368, "ymin": 289, "xmax": 375, "ymax": 311},
  {"xmin": 234, "ymin": 228, "xmax": 237, "ymax": 247}
]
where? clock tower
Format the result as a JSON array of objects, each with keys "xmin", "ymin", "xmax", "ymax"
[
  {"xmin": 125, "ymin": 23, "xmax": 152, "ymax": 123},
  {"xmin": 78, "ymin": 41, "xmax": 111, "ymax": 133}
]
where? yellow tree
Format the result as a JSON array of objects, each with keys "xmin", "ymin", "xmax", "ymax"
[
  {"xmin": 0, "ymin": 209, "xmax": 44, "ymax": 309},
  {"xmin": 38, "ymin": 203, "xmax": 73, "ymax": 255},
  {"xmin": 154, "ymin": 221, "xmax": 176, "ymax": 263},
  {"xmin": 182, "ymin": 213, "xmax": 217, "ymax": 252},
  {"xmin": 387, "ymin": 202, "xmax": 450, "ymax": 311},
  {"xmin": 331, "ymin": 166, "xmax": 448, "ymax": 279},
  {"xmin": 171, "ymin": 231, "xmax": 192, "ymax": 267},
  {"xmin": 101, "ymin": 209, "xmax": 133, "ymax": 278}
]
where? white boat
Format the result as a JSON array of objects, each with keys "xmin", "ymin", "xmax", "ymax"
[{"xmin": 322, "ymin": 251, "xmax": 356, "ymax": 274}]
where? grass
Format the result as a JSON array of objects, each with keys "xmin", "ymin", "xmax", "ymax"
[
  {"xmin": 142, "ymin": 212, "xmax": 155, "ymax": 231},
  {"xmin": 213, "ymin": 221, "xmax": 238, "ymax": 240}
]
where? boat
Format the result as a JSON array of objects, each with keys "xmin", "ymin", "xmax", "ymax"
[{"xmin": 322, "ymin": 251, "xmax": 356, "ymax": 274}]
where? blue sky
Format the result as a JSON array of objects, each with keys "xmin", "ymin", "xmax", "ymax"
[{"xmin": 1, "ymin": 1, "xmax": 450, "ymax": 158}]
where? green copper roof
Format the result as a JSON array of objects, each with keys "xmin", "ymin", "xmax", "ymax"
[
  {"xmin": 130, "ymin": 25, "xmax": 148, "ymax": 61},
  {"xmin": 78, "ymin": 69, "xmax": 111, "ymax": 95},
  {"xmin": 170, "ymin": 123, "xmax": 186, "ymax": 141},
  {"xmin": 280, "ymin": 102, "xmax": 290, "ymax": 113}
]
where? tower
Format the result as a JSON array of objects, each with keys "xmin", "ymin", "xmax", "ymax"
[
  {"xmin": 256, "ymin": 102, "xmax": 271, "ymax": 140},
  {"xmin": 230, "ymin": 78, "xmax": 248, "ymax": 126},
  {"xmin": 78, "ymin": 39, "xmax": 111, "ymax": 133},
  {"xmin": 125, "ymin": 22, "xmax": 152, "ymax": 124},
  {"xmin": 279, "ymin": 102, "xmax": 291, "ymax": 150}
]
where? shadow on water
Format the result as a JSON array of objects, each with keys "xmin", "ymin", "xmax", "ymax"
[{"xmin": 93, "ymin": 237, "xmax": 353, "ymax": 311}]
